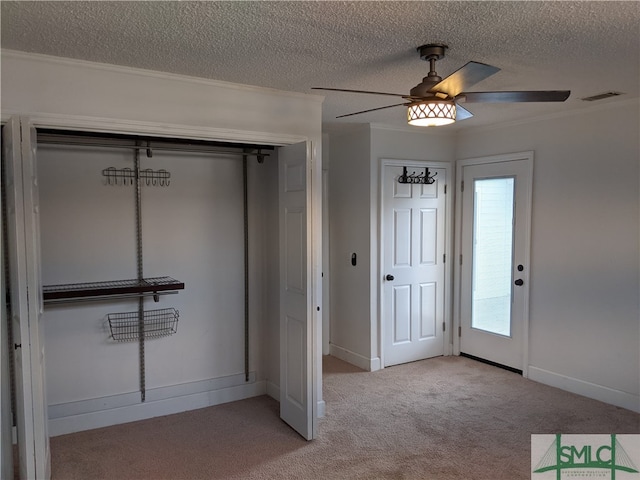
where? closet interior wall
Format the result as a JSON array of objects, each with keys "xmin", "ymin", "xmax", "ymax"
[{"xmin": 36, "ymin": 133, "xmax": 279, "ymax": 432}]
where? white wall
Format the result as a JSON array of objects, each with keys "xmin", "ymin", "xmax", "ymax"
[
  {"xmin": 456, "ymin": 99, "xmax": 640, "ymax": 411},
  {"xmin": 328, "ymin": 126, "xmax": 372, "ymax": 368},
  {"xmin": 1, "ymin": 50, "xmax": 323, "ymax": 146},
  {"xmin": 328, "ymin": 125, "xmax": 455, "ymax": 370},
  {"xmin": 262, "ymin": 153, "xmax": 282, "ymax": 393}
]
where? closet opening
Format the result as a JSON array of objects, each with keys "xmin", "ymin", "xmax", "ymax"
[{"xmin": 5, "ymin": 126, "xmax": 284, "ymax": 437}]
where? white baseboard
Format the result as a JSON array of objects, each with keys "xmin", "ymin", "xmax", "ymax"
[
  {"xmin": 370, "ymin": 357, "xmax": 381, "ymax": 371},
  {"xmin": 48, "ymin": 372, "xmax": 266, "ymax": 436},
  {"xmin": 317, "ymin": 400, "xmax": 326, "ymax": 418},
  {"xmin": 329, "ymin": 344, "xmax": 380, "ymax": 371},
  {"xmin": 528, "ymin": 366, "xmax": 640, "ymax": 413},
  {"xmin": 266, "ymin": 380, "xmax": 280, "ymax": 402}
]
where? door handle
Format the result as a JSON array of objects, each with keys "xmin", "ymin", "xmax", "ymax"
[
  {"xmin": 386, "ymin": 274, "xmax": 395, "ymax": 281},
  {"xmin": 514, "ymin": 279, "xmax": 524, "ymax": 286}
]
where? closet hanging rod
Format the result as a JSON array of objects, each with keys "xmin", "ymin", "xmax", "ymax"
[
  {"xmin": 42, "ymin": 290, "xmax": 179, "ymax": 305},
  {"xmin": 37, "ymin": 139, "xmax": 271, "ymax": 158}
]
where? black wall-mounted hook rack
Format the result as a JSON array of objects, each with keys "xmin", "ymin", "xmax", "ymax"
[{"xmin": 398, "ymin": 166, "xmax": 437, "ymax": 185}]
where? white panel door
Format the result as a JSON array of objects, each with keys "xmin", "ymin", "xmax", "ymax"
[
  {"xmin": 279, "ymin": 141, "xmax": 315, "ymax": 440},
  {"xmin": 382, "ymin": 164, "xmax": 447, "ymax": 367},
  {"xmin": 457, "ymin": 154, "xmax": 532, "ymax": 372},
  {"xmin": 1, "ymin": 127, "xmax": 14, "ymax": 480},
  {"xmin": 3, "ymin": 117, "xmax": 51, "ymax": 479}
]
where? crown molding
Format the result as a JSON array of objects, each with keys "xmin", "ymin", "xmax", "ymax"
[{"xmin": 1, "ymin": 49, "xmax": 324, "ymax": 104}]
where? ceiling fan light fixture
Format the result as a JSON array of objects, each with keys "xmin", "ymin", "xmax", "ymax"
[{"xmin": 407, "ymin": 99, "xmax": 456, "ymax": 127}]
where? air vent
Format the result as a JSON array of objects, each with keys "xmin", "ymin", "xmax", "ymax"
[{"xmin": 581, "ymin": 92, "xmax": 625, "ymax": 102}]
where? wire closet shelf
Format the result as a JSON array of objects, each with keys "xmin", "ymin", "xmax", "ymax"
[{"xmin": 42, "ymin": 277, "xmax": 185, "ymax": 304}]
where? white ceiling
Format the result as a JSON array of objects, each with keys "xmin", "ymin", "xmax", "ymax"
[{"xmin": 2, "ymin": 1, "xmax": 639, "ymax": 132}]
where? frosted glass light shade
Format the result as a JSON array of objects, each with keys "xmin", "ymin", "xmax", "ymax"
[{"xmin": 407, "ymin": 100, "xmax": 456, "ymax": 126}]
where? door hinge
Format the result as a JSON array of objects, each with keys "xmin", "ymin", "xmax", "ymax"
[
  {"xmin": 444, "ymin": 184, "xmax": 447, "ymax": 194},
  {"xmin": 459, "ymin": 254, "xmax": 463, "ymax": 265},
  {"xmin": 461, "ymin": 180, "xmax": 464, "ymax": 192},
  {"xmin": 443, "ymin": 253, "xmax": 446, "ymax": 263},
  {"xmin": 442, "ymin": 322, "xmax": 446, "ymax": 332},
  {"xmin": 458, "ymin": 326, "xmax": 462, "ymax": 337}
]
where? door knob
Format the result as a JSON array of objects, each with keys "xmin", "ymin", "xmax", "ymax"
[
  {"xmin": 514, "ymin": 279, "xmax": 524, "ymax": 286},
  {"xmin": 386, "ymin": 274, "xmax": 395, "ymax": 281}
]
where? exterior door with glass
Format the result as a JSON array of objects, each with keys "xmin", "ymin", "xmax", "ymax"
[{"xmin": 457, "ymin": 153, "xmax": 532, "ymax": 372}]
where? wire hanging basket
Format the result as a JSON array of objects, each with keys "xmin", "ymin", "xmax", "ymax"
[{"xmin": 107, "ymin": 308, "xmax": 179, "ymax": 342}]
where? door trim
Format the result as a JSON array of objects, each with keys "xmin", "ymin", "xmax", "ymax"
[
  {"xmin": 378, "ymin": 158, "xmax": 453, "ymax": 369},
  {"xmin": 453, "ymin": 151, "xmax": 533, "ymax": 378},
  {"xmin": 1, "ymin": 111, "xmax": 308, "ymax": 147}
]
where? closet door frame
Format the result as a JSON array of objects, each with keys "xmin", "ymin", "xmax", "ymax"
[{"xmin": 4, "ymin": 114, "xmax": 322, "ymax": 442}]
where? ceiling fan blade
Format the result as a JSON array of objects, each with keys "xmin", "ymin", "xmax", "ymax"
[
  {"xmin": 430, "ymin": 61, "xmax": 500, "ymax": 97},
  {"xmin": 458, "ymin": 90, "xmax": 571, "ymax": 103},
  {"xmin": 455, "ymin": 103, "xmax": 474, "ymax": 121},
  {"xmin": 335, "ymin": 103, "xmax": 409, "ymax": 118},
  {"xmin": 312, "ymin": 87, "xmax": 412, "ymax": 99}
]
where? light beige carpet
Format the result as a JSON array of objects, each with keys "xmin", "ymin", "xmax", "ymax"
[{"xmin": 49, "ymin": 356, "xmax": 639, "ymax": 479}]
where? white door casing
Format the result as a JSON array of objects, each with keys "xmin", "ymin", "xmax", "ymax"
[
  {"xmin": 381, "ymin": 162, "xmax": 448, "ymax": 367},
  {"xmin": 455, "ymin": 152, "xmax": 532, "ymax": 374},
  {"xmin": 279, "ymin": 141, "xmax": 316, "ymax": 440},
  {"xmin": 322, "ymin": 170, "xmax": 330, "ymax": 356},
  {"xmin": 3, "ymin": 117, "xmax": 51, "ymax": 479}
]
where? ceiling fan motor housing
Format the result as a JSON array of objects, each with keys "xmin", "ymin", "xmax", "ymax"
[
  {"xmin": 410, "ymin": 77, "xmax": 443, "ymax": 98},
  {"xmin": 411, "ymin": 43, "xmax": 449, "ymax": 98}
]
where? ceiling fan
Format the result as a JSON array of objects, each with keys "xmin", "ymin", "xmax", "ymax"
[{"xmin": 312, "ymin": 44, "xmax": 570, "ymax": 126}]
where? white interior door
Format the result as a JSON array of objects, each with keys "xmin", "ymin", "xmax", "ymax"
[
  {"xmin": 279, "ymin": 141, "xmax": 315, "ymax": 440},
  {"xmin": 457, "ymin": 153, "xmax": 532, "ymax": 372},
  {"xmin": 382, "ymin": 163, "xmax": 447, "ymax": 367},
  {"xmin": 1, "ymin": 140, "xmax": 13, "ymax": 480},
  {"xmin": 3, "ymin": 117, "xmax": 51, "ymax": 479}
]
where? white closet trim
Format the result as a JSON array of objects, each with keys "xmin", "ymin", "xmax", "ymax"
[{"xmin": 1, "ymin": 111, "xmax": 307, "ymax": 146}]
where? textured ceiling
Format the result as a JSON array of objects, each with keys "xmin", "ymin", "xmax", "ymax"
[{"xmin": 2, "ymin": 1, "xmax": 639, "ymax": 131}]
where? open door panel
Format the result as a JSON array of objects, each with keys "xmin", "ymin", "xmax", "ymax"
[
  {"xmin": 3, "ymin": 117, "xmax": 51, "ymax": 479},
  {"xmin": 278, "ymin": 141, "xmax": 315, "ymax": 440}
]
